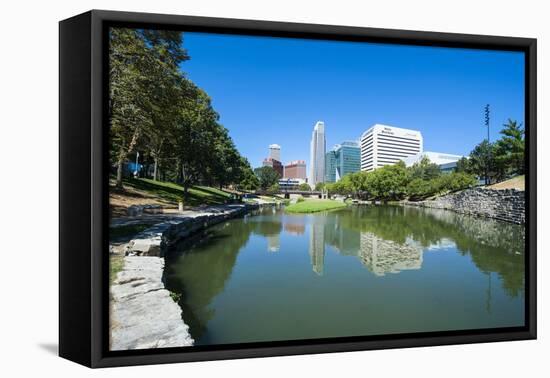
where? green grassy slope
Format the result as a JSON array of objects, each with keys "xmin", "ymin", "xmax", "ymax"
[
  {"xmin": 123, "ymin": 178, "xmax": 232, "ymax": 206},
  {"xmin": 285, "ymin": 199, "xmax": 347, "ymax": 213}
]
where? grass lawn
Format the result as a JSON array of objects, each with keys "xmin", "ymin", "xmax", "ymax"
[
  {"xmin": 110, "ymin": 255, "xmax": 124, "ymax": 285},
  {"xmin": 285, "ymin": 199, "xmax": 347, "ymax": 213},
  {"xmin": 121, "ymin": 178, "xmax": 232, "ymax": 206},
  {"xmin": 488, "ymin": 175, "xmax": 525, "ymax": 190}
]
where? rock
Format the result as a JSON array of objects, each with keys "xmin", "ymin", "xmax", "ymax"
[
  {"xmin": 404, "ymin": 187, "xmax": 525, "ymax": 224},
  {"xmin": 111, "ymin": 204, "xmax": 260, "ymax": 350},
  {"xmin": 110, "ymin": 256, "xmax": 194, "ymax": 350}
]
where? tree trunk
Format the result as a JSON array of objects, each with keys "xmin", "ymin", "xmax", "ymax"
[
  {"xmin": 183, "ymin": 183, "xmax": 190, "ymax": 202},
  {"xmin": 115, "ymin": 147, "xmax": 126, "ymax": 188},
  {"xmin": 153, "ymin": 157, "xmax": 159, "ymax": 181},
  {"xmin": 115, "ymin": 128, "xmax": 140, "ymax": 188},
  {"xmin": 116, "ymin": 158, "xmax": 124, "ymax": 188}
]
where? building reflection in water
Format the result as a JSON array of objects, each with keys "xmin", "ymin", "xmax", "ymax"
[
  {"xmin": 284, "ymin": 222, "xmax": 305, "ymax": 235},
  {"xmin": 307, "ymin": 218, "xmax": 425, "ymax": 276},
  {"xmin": 359, "ymin": 232, "xmax": 423, "ymax": 276},
  {"xmin": 267, "ymin": 234, "xmax": 280, "ymax": 252},
  {"xmin": 309, "ymin": 221, "xmax": 325, "ymax": 275}
]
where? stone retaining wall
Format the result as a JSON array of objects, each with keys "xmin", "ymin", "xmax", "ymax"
[
  {"xmin": 404, "ymin": 187, "xmax": 525, "ymax": 224},
  {"xmin": 110, "ymin": 256, "xmax": 194, "ymax": 350},
  {"xmin": 110, "ymin": 203, "xmax": 261, "ymax": 350}
]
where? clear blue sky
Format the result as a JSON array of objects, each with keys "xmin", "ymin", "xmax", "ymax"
[{"xmin": 179, "ymin": 32, "xmax": 525, "ymax": 168}]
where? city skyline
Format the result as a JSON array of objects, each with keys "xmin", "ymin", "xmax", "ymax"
[{"xmin": 180, "ymin": 32, "xmax": 524, "ymax": 170}]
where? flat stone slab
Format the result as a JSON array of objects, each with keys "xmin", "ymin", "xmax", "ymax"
[
  {"xmin": 110, "ymin": 256, "xmax": 193, "ymax": 350},
  {"xmin": 110, "ymin": 203, "xmax": 262, "ymax": 350},
  {"xmin": 125, "ymin": 204, "xmax": 256, "ymax": 256}
]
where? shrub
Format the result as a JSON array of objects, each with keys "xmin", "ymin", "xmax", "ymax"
[
  {"xmin": 406, "ymin": 178, "xmax": 435, "ymax": 201},
  {"xmin": 296, "ymin": 196, "xmax": 305, "ymax": 203},
  {"xmin": 440, "ymin": 172, "xmax": 477, "ymax": 192}
]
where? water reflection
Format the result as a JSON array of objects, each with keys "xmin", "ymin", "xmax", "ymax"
[
  {"xmin": 164, "ymin": 205, "xmax": 525, "ymax": 345},
  {"xmin": 319, "ymin": 206, "xmax": 525, "ymax": 296},
  {"xmin": 309, "ymin": 221, "xmax": 325, "ymax": 275},
  {"xmin": 267, "ymin": 234, "xmax": 280, "ymax": 252},
  {"xmin": 358, "ymin": 232, "xmax": 423, "ymax": 276},
  {"xmin": 284, "ymin": 222, "xmax": 305, "ymax": 235}
]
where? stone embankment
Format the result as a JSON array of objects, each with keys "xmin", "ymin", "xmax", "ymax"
[
  {"xmin": 403, "ymin": 187, "xmax": 525, "ymax": 225},
  {"xmin": 110, "ymin": 256, "xmax": 193, "ymax": 350},
  {"xmin": 110, "ymin": 203, "xmax": 260, "ymax": 350}
]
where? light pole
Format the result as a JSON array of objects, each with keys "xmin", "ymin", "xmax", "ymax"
[{"xmin": 485, "ymin": 104, "xmax": 490, "ymax": 185}]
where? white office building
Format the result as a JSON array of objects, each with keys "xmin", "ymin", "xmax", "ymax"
[
  {"xmin": 309, "ymin": 121, "xmax": 326, "ymax": 187},
  {"xmin": 278, "ymin": 177, "xmax": 307, "ymax": 191},
  {"xmin": 403, "ymin": 151, "xmax": 463, "ymax": 173},
  {"xmin": 268, "ymin": 144, "xmax": 281, "ymax": 161},
  {"xmin": 402, "ymin": 151, "xmax": 463, "ymax": 167},
  {"xmin": 360, "ymin": 124, "xmax": 423, "ymax": 171}
]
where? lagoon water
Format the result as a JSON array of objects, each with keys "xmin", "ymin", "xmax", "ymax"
[{"xmin": 164, "ymin": 206, "xmax": 525, "ymax": 346}]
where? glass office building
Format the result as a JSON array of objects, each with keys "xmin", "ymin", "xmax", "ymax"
[
  {"xmin": 325, "ymin": 141, "xmax": 361, "ymax": 183},
  {"xmin": 325, "ymin": 150, "xmax": 337, "ymax": 183}
]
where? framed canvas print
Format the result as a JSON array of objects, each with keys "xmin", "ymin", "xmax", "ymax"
[{"xmin": 59, "ymin": 10, "xmax": 536, "ymax": 368}]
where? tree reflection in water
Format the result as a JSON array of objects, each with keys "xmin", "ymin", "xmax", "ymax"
[{"xmin": 164, "ymin": 205, "xmax": 525, "ymax": 344}]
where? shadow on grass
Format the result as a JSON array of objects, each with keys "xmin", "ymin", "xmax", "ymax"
[
  {"xmin": 193, "ymin": 186, "xmax": 232, "ymax": 197},
  {"xmin": 121, "ymin": 178, "xmax": 230, "ymax": 207}
]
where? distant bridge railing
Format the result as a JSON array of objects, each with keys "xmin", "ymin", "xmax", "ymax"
[
  {"xmin": 280, "ymin": 190, "xmax": 322, "ymax": 195},
  {"xmin": 253, "ymin": 190, "xmax": 322, "ymax": 196}
]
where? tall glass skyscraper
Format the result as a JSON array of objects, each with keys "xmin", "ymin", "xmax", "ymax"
[
  {"xmin": 309, "ymin": 121, "xmax": 326, "ymax": 187},
  {"xmin": 325, "ymin": 141, "xmax": 361, "ymax": 183},
  {"xmin": 325, "ymin": 150, "xmax": 337, "ymax": 183}
]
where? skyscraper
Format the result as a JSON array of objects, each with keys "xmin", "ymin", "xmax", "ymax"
[
  {"xmin": 325, "ymin": 150, "xmax": 337, "ymax": 183},
  {"xmin": 360, "ymin": 124, "xmax": 423, "ymax": 171},
  {"xmin": 269, "ymin": 144, "xmax": 281, "ymax": 161},
  {"xmin": 284, "ymin": 160, "xmax": 307, "ymax": 180},
  {"xmin": 337, "ymin": 141, "xmax": 361, "ymax": 179},
  {"xmin": 309, "ymin": 121, "xmax": 326, "ymax": 187},
  {"xmin": 325, "ymin": 141, "xmax": 361, "ymax": 182}
]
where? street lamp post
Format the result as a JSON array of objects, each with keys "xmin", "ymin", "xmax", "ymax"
[{"xmin": 485, "ymin": 104, "xmax": 490, "ymax": 185}]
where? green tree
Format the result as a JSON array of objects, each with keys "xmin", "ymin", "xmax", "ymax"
[
  {"xmin": 439, "ymin": 172, "xmax": 477, "ymax": 192},
  {"xmin": 208, "ymin": 128, "xmax": 243, "ymax": 189},
  {"xmin": 237, "ymin": 157, "xmax": 259, "ymax": 191},
  {"xmin": 298, "ymin": 183, "xmax": 311, "ymax": 191},
  {"xmin": 254, "ymin": 166, "xmax": 281, "ymax": 191},
  {"xmin": 455, "ymin": 157, "xmax": 471, "ymax": 173},
  {"xmin": 409, "ymin": 156, "xmax": 441, "ymax": 180},
  {"xmin": 368, "ymin": 162, "xmax": 410, "ymax": 202},
  {"xmin": 267, "ymin": 183, "xmax": 280, "ymax": 194},
  {"xmin": 109, "ymin": 28, "xmax": 152, "ymax": 187},
  {"xmin": 315, "ymin": 182, "xmax": 326, "ymax": 191},
  {"xmin": 406, "ymin": 178, "xmax": 434, "ymax": 201},
  {"xmin": 468, "ymin": 140, "xmax": 503, "ymax": 184},
  {"xmin": 174, "ymin": 88, "xmax": 223, "ymax": 199},
  {"xmin": 494, "ymin": 119, "xmax": 525, "ymax": 177},
  {"xmin": 109, "ymin": 28, "xmax": 189, "ymax": 188}
]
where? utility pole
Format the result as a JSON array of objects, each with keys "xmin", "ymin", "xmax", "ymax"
[{"xmin": 484, "ymin": 104, "xmax": 490, "ymax": 185}]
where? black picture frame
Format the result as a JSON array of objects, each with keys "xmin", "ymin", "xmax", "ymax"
[{"xmin": 59, "ymin": 9, "xmax": 537, "ymax": 368}]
